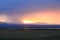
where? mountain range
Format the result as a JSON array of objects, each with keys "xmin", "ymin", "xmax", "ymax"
[{"xmin": 0, "ymin": 22, "xmax": 60, "ymax": 29}]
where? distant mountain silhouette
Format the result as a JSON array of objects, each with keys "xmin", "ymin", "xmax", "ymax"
[
  {"xmin": 0, "ymin": 22, "xmax": 8, "ymax": 24},
  {"xmin": 0, "ymin": 22, "xmax": 19, "ymax": 25},
  {"xmin": 34, "ymin": 22, "xmax": 48, "ymax": 25},
  {"xmin": 0, "ymin": 22, "xmax": 60, "ymax": 29},
  {"xmin": 0, "ymin": 22, "xmax": 4, "ymax": 23}
]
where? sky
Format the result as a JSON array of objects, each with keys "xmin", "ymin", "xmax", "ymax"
[{"xmin": 0, "ymin": 0, "xmax": 60, "ymax": 24}]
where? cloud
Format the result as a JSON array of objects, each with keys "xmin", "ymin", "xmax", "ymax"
[{"xmin": 0, "ymin": 0, "xmax": 60, "ymax": 24}]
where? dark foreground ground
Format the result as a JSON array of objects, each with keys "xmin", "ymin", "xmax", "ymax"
[{"xmin": 0, "ymin": 29, "xmax": 60, "ymax": 40}]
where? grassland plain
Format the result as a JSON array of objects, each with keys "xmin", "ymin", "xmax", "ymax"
[{"xmin": 0, "ymin": 29, "xmax": 60, "ymax": 40}]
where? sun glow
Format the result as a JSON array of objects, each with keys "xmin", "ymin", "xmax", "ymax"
[
  {"xmin": 22, "ymin": 20, "xmax": 35, "ymax": 24},
  {"xmin": 21, "ymin": 10, "xmax": 60, "ymax": 24}
]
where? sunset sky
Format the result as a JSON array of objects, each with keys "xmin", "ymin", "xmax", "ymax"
[{"xmin": 0, "ymin": 0, "xmax": 60, "ymax": 24}]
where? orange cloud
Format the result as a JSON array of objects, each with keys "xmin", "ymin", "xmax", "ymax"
[{"xmin": 21, "ymin": 9, "xmax": 60, "ymax": 24}]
